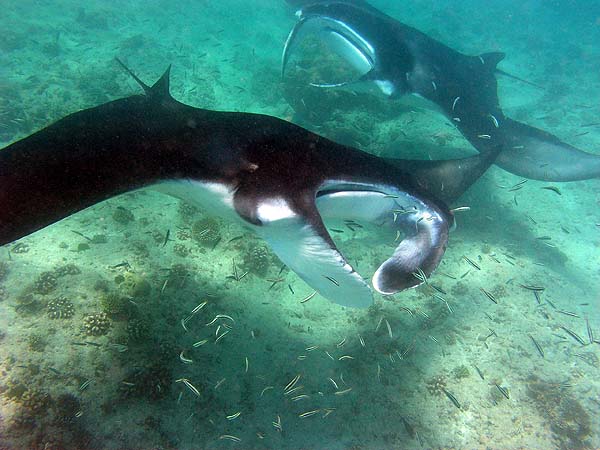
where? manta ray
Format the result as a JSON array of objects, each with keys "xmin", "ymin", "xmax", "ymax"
[
  {"xmin": 0, "ymin": 61, "xmax": 498, "ymax": 308},
  {"xmin": 282, "ymin": 0, "xmax": 600, "ymax": 182}
]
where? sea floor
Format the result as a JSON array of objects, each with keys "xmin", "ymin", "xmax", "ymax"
[{"xmin": 1, "ymin": 1, "xmax": 599, "ymax": 449}]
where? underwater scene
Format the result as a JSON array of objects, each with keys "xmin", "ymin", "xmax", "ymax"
[{"xmin": 0, "ymin": 0, "xmax": 599, "ymax": 448}]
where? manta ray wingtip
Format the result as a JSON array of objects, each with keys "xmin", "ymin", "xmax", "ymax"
[
  {"xmin": 151, "ymin": 64, "xmax": 172, "ymax": 98},
  {"xmin": 115, "ymin": 57, "xmax": 173, "ymax": 100}
]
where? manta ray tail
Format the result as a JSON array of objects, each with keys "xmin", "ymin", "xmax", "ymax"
[
  {"xmin": 478, "ymin": 52, "xmax": 543, "ymax": 90},
  {"xmin": 495, "ymin": 68, "xmax": 545, "ymax": 90}
]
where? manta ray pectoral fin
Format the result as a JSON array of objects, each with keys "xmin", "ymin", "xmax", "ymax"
[{"xmin": 245, "ymin": 196, "xmax": 373, "ymax": 308}]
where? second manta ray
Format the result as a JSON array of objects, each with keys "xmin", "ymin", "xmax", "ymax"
[
  {"xmin": 0, "ymin": 61, "xmax": 497, "ymax": 308},
  {"xmin": 282, "ymin": 0, "xmax": 600, "ymax": 182}
]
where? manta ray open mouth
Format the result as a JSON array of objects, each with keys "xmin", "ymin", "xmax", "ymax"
[
  {"xmin": 282, "ymin": 13, "xmax": 376, "ymax": 87},
  {"xmin": 315, "ymin": 185, "xmax": 450, "ymax": 297}
]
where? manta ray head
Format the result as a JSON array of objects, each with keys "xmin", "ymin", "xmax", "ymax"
[
  {"xmin": 251, "ymin": 182, "xmax": 453, "ymax": 308},
  {"xmin": 283, "ymin": 5, "xmax": 378, "ymax": 86},
  {"xmin": 283, "ymin": 2, "xmax": 413, "ymax": 98}
]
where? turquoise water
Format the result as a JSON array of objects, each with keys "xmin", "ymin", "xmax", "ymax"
[{"xmin": 1, "ymin": 1, "xmax": 599, "ymax": 448}]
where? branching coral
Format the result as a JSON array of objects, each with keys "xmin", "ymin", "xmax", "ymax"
[
  {"xmin": 425, "ymin": 374, "xmax": 447, "ymax": 396},
  {"xmin": 82, "ymin": 312, "xmax": 111, "ymax": 336},
  {"xmin": 34, "ymin": 271, "xmax": 58, "ymax": 295},
  {"xmin": 191, "ymin": 217, "xmax": 221, "ymax": 246},
  {"xmin": 47, "ymin": 295, "xmax": 75, "ymax": 319}
]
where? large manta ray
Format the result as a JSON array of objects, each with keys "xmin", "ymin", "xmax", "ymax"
[
  {"xmin": 0, "ymin": 61, "xmax": 498, "ymax": 308},
  {"xmin": 282, "ymin": 0, "xmax": 600, "ymax": 182}
]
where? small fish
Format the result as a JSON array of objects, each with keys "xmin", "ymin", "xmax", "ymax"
[
  {"xmin": 430, "ymin": 284, "xmax": 447, "ymax": 295},
  {"xmin": 324, "ymin": 275, "xmax": 340, "ymax": 286},
  {"xmin": 300, "ymin": 291, "xmax": 317, "ymax": 303},
  {"xmin": 334, "ymin": 387, "xmax": 352, "ymax": 396},
  {"xmin": 450, "ymin": 206, "xmax": 471, "ymax": 213},
  {"xmin": 474, "ymin": 365, "xmax": 485, "ymax": 380},
  {"xmin": 561, "ymin": 326, "xmax": 586, "ymax": 345},
  {"xmin": 411, "ymin": 267, "xmax": 428, "ymax": 284},
  {"xmin": 179, "ymin": 351, "xmax": 193, "ymax": 364},
  {"xmin": 529, "ymin": 334, "xmax": 544, "ymax": 358},
  {"xmin": 385, "ymin": 319, "xmax": 393, "ymax": 339},
  {"xmin": 541, "ymin": 186, "xmax": 561, "ymax": 195},
  {"xmin": 162, "ymin": 229, "xmax": 170, "ymax": 247},
  {"xmin": 441, "ymin": 388, "xmax": 461, "ymax": 409},
  {"xmin": 71, "ymin": 230, "xmax": 93, "ymax": 241},
  {"xmin": 556, "ymin": 309, "xmax": 579, "ymax": 318},
  {"xmin": 211, "ymin": 236, "xmax": 222, "ymax": 249},
  {"xmin": 463, "ymin": 255, "xmax": 481, "ymax": 270},
  {"xmin": 439, "ymin": 272, "xmax": 457, "ymax": 280},
  {"xmin": 267, "ymin": 277, "xmax": 284, "ymax": 290},
  {"xmin": 480, "ymin": 288, "xmax": 497, "ymax": 304},
  {"xmin": 573, "ymin": 131, "xmax": 590, "ymax": 137},
  {"xmin": 176, "ymin": 378, "xmax": 201, "ymax": 397},
  {"xmin": 284, "ymin": 374, "xmax": 301, "ymax": 393},
  {"xmin": 495, "ymin": 384, "xmax": 510, "ymax": 400},
  {"xmin": 298, "ymin": 409, "xmax": 320, "ymax": 418},
  {"xmin": 227, "ymin": 235, "xmax": 244, "ymax": 243},
  {"xmin": 219, "ymin": 435, "xmax": 241, "ymax": 442},
  {"xmin": 109, "ymin": 261, "xmax": 131, "ymax": 269},
  {"xmin": 519, "ymin": 284, "xmax": 545, "ymax": 292},
  {"xmin": 586, "ymin": 318, "xmax": 594, "ymax": 344}
]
